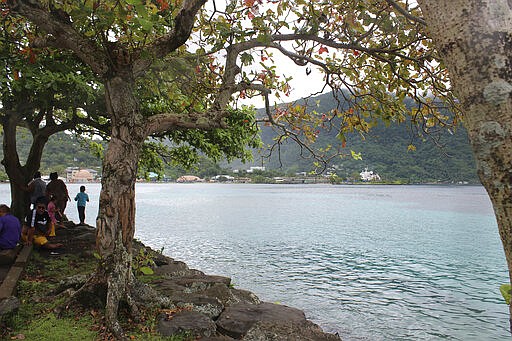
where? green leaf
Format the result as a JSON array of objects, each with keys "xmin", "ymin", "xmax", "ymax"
[
  {"xmin": 240, "ymin": 52, "xmax": 254, "ymax": 66},
  {"xmin": 351, "ymin": 150, "xmax": 362, "ymax": 160},
  {"xmin": 139, "ymin": 266, "xmax": 154, "ymax": 275},
  {"xmin": 138, "ymin": 18, "xmax": 154, "ymax": 32},
  {"xmin": 500, "ymin": 284, "xmax": 511, "ymax": 304}
]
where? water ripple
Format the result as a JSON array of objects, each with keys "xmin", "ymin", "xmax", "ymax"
[{"xmin": 128, "ymin": 184, "xmax": 510, "ymax": 340}]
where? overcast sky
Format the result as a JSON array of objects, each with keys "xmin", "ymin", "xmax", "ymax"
[{"xmin": 240, "ymin": 53, "xmax": 328, "ymax": 108}]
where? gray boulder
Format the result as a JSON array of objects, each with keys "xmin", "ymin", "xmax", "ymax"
[
  {"xmin": 174, "ymin": 274, "xmax": 232, "ymax": 293},
  {"xmin": 203, "ymin": 283, "xmax": 261, "ymax": 306},
  {"xmin": 172, "ymin": 294, "xmax": 225, "ymax": 318},
  {"xmin": 157, "ymin": 309, "xmax": 216, "ymax": 338},
  {"xmin": 153, "ymin": 261, "xmax": 204, "ymax": 278},
  {"xmin": 0, "ymin": 296, "xmax": 20, "ymax": 316},
  {"xmin": 216, "ymin": 302, "xmax": 308, "ymax": 339},
  {"xmin": 243, "ymin": 321, "xmax": 342, "ymax": 341}
]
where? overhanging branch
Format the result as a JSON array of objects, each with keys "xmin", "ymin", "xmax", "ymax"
[
  {"xmin": 133, "ymin": 0, "xmax": 207, "ymax": 77},
  {"xmin": 146, "ymin": 111, "xmax": 225, "ymax": 136},
  {"xmin": 6, "ymin": 0, "xmax": 109, "ymax": 76}
]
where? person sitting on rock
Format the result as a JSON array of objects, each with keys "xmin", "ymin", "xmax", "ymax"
[
  {"xmin": 22, "ymin": 197, "xmax": 63, "ymax": 250},
  {"xmin": 0, "ymin": 204, "xmax": 21, "ymax": 250}
]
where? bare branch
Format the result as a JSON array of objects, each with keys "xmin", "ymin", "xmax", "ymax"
[
  {"xmin": 234, "ymin": 83, "xmax": 271, "ymax": 95},
  {"xmin": 385, "ymin": 0, "xmax": 427, "ymax": 26}
]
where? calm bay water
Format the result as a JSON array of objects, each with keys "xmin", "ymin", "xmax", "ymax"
[{"xmin": 0, "ymin": 183, "xmax": 508, "ymax": 340}]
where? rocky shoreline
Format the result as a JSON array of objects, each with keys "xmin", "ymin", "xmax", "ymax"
[
  {"xmin": 134, "ymin": 240, "xmax": 341, "ymax": 340},
  {"xmin": 3, "ymin": 225, "xmax": 341, "ymax": 340}
]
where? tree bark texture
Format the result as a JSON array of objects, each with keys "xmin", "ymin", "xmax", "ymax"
[
  {"xmin": 94, "ymin": 68, "xmax": 147, "ymax": 338},
  {"xmin": 418, "ymin": 0, "xmax": 512, "ymax": 328}
]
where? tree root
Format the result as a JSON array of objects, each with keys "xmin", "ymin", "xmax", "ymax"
[{"xmin": 54, "ymin": 268, "xmax": 172, "ymax": 340}]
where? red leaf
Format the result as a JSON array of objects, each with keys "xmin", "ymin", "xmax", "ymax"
[
  {"xmin": 29, "ymin": 52, "xmax": 37, "ymax": 64},
  {"xmin": 319, "ymin": 46, "xmax": 329, "ymax": 54},
  {"xmin": 247, "ymin": 11, "xmax": 255, "ymax": 19},
  {"xmin": 157, "ymin": 0, "xmax": 169, "ymax": 11}
]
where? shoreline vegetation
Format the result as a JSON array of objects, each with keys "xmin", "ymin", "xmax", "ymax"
[
  {"xmin": 0, "ymin": 178, "xmax": 478, "ymax": 186},
  {"xmin": 1, "ymin": 224, "xmax": 341, "ymax": 340}
]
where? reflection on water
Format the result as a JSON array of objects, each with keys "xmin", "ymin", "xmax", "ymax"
[{"xmin": 0, "ymin": 183, "xmax": 507, "ymax": 340}]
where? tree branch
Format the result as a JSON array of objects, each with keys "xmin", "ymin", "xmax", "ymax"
[
  {"xmin": 145, "ymin": 111, "xmax": 225, "ymax": 136},
  {"xmin": 6, "ymin": 0, "xmax": 109, "ymax": 76},
  {"xmin": 385, "ymin": 0, "xmax": 427, "ymax": 26},
  {"xmin": 133, "ymin": 0, "xmax": 207, "ymax": 76}
]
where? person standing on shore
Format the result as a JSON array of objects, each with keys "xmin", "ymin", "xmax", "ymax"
[
  {"xmin": 46, "ymin": 172, "xmax": 70, "ymax": 216},
  {"xmin": 47, "ymin": 195, "xmax": 64, "ymax": 236},
  {"xmin": 74, "ymin": 186, "xmax": 89, "ymax": 225},
  {"xmin": 26, "ymin": 171, "xmax": 46, "ymax": 209}
]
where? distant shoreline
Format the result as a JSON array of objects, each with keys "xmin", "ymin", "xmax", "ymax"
[{"xmin": 0, "ymin": 179, "xmax": 481, "ymax": 186}]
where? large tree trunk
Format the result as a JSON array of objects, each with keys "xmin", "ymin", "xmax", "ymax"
[
  {"xmin": 418, "ymin": 0, "xmax": 512, "ymax": 330},
  {"xmin": 92, "ymin": 69, "xmax": 147, "ymax": 338},
  {"xmin": 1, "ymin": 111, "xmax": 45, "ymax": 220}
]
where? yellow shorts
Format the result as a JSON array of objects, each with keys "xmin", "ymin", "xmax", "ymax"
[
  {"xmin": 33, "ymin": 235, "xmax": 48, "ymax": 247},
  {"xmin": 21, "ymin": 230, "xmax": 48, "ymax": 247}
]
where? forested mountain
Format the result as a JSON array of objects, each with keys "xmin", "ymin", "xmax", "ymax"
[
  {"xmin": 248, "ymin": 92, "xmax": 479, "ymax": 184},
  {"xmin": 0, "ymin": 92, "xmax": 479, "ymax": 184}
]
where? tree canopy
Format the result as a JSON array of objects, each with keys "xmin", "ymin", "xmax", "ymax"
[
  {"xmin": 0, "ymin": 13, "xmax": 109, "ymax": 218},
  {"xmin": 2, "ymin": 0, "xmax": 459, "ymax": 150}
]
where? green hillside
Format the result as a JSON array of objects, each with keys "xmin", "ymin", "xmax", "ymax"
[
  {"xmin": 250, "ymin": 92, "xmax": 479, "ymax": 184},
  {"xmin": 0, "ymin": 131, "xmax": 102, "ymax": 180}
]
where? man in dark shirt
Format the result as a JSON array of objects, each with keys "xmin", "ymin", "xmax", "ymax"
[
  {"xmin": 0, "ymin": 204, "xmax": 21, "ymax": 250},
  {"xmin": 46, "ymin": 172, "xmax": 70, "ymax": 216},
  {"xmin": 27, "ymin": 171, "xmax": 47, "ymax": 208}
]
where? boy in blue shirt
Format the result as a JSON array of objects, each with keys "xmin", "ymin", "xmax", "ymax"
[{"xmin": 74, "ymin": 185, "xmax": 89, "ymax": 225}]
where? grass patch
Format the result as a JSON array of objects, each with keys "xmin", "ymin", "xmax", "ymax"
[
  {"xmin": 1, "ymin": 248, "xmax": 193, "ymax": 340},
  {"xmin": 1, "ymin": 250, "xmax": 101, "ymax": 340},
  {"xmin": 10, "ymin": 313, "xmax": 98, "ymax": 340}
]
